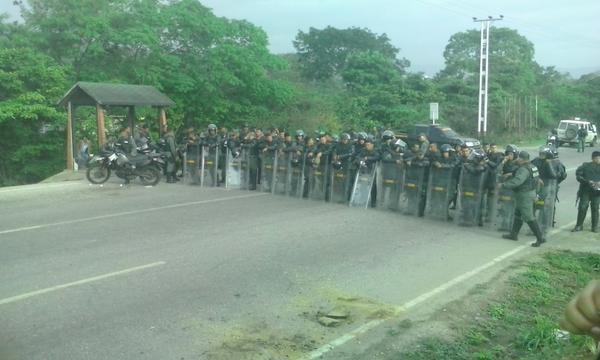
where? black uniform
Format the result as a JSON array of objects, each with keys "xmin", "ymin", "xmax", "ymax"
[{"xmin": 573, "ymin": 159, "xmax": 600, "ymax": 232}]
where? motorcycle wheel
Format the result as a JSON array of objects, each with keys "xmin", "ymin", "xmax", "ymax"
[
  {"xmin": 86, "ymin": 164, "xmax": 111, "ymax": 184},
  {"xmin": 139, "ymin": 167, "xmax": 160, "ymax": 186}
]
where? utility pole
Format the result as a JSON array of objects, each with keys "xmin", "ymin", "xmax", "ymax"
[{"xmin": 473, "ymin": 15, "xmax": 503, "ymax": 140}]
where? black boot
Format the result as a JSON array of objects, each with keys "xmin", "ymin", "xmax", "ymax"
[
  {"xmin": 529, "ymin": 221, "xmax": 546, "ymax": 247},
  {"xmin": 571, "ymin": 209, "xmax": 586, "ymax": 232},
  {"xmin": 502, "ymin": 218, "xmax": 523, "ymax": 241},
  {"xmin": 592, "ymin": 210, "xmax": 599, "ymax": 233}
]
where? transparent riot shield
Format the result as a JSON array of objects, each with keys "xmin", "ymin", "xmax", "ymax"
[
  {"xmin": 239, "ymin": 148, "xmax": 250, "ymax": 190},
  {"xmin": 349, "ymin": 163, "xmax": 377, "ymax": 208},
  {"xmin": 273, "ymin": 151, "xmax": 290, "ymax": 195},
  {"xmin": 329, "ymin": 160, "xmax": 353, "ymax": 205},
  {"xmin": 200, "ymin": 145, "xmax": 219, "ymax": 187},
  {"xmin": 260, "ymin": 150, "xmax": 277, "ymax": 193},
  {"xmin": 184, "ymin": 143, "xmax": 201, "ymax": 185},
  {"xmin": 455, "ymin": 169, "xmax": 486, "ymax": 226},
  {"xmin": 376, "ymin": 162, "xmax": 402, "ymax": 211},
  {"xmin": 307, "ymin": 155, "xmax": 329, "ymax": 201},
  {"xmin": 225, "ymin": 148, "xmax": 242, "ymax": 190},
  {"xmin": 287, "ymin": 152, "xmax": 305, "ymax": 198},
  {"xmin": 398, "ymin": 165, "xmax": 427, "ymax": 216},
  {"xmin": 490, "ymin": 178, "xmax": 516, "ymax": 232},
  {"xmin": 425, "ymin": 166, "xmax": 455, "ymax": 220},
  {"xmin": 536, "ymin": 179, "xmax": 558, "ymax": 237}
]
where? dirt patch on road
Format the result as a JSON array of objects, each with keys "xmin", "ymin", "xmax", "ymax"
[{"xmin": 205, "ymin": 288, "xmax": 397, "ymax": 360}]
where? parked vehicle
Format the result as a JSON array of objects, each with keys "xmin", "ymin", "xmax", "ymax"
[
  {"xmin": 556, "ymin": 119, "xmax": 597, "ymax": 147},
  {"xmin": 86, "ymin": 146, "xmax": 161, "ymax": 185},
  {"xmin": 397, "ymin": 124, "xmax": 481, "ymax": 149}
]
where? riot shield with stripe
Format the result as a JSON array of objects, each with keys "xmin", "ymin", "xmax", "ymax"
[
  {"xmin": 349, "ymin": 162, "xmax": 376, "ymax": 208},
  {"xmin": 536, "ymin": 179, "xmax": 558, "ymax": 237},
  {"xmin": 329, "ymin": 160, "xmax": 353, "ymax": 205},
  {"xmin": 260, "ymin": 149, "xmax": 277, "ymax": 193},
  {"xmin": 273, "ymin": 151, "xmax": 290, "ymax": 195},
  {"xmin": 455, "ymin": 167, "xmax": 486, "ymax": 226},
  {"xmin": 225, "ymin": 148, "xmax": 242, "ymax": 190},
  {"xmin": 490, "ymin": 173, "xmax": 516, "ymax": 231},
  {"xmin": 239, "ymin": 147, "xmax": 250, "ymax": 190},
  {"xmin": 398, "ymin": 164, "xmax": 427, "ymax": 216},
  {"xmin": 376, "ymin": 161, "xmax": 402, "ymax": 211},
  {"xmin": 425, "ymin": 166, "xmax": 455, "ymax": 220},
  {"xmin": 184, "ymin": 143, "xmax": 201, "ymax": 185},
  {"xmin": 307, "ymin": 155, "xmax": 329, "ymax": 201},
  {"xmin": 287, "ymin": 151, "xmax": 305, "ymax": 198},
  {"xmin": 200, "ymin": 145, "xmax": 219, "ymax": 187}
]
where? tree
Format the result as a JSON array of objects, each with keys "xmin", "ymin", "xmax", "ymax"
[
  {"xmin": 0, "ymin": 47, "xmax": 67, "ymax": 185},
  {"xmin": 17, "ymin": 0, "xmax": 294, "ymax": 128},
  {"xmin": 437, "ymin": 27, "xmax": 541, "ymax": 135},
  {"xmin": 293, "ymin": 26, "xmax": 405, "ymax": 81}
]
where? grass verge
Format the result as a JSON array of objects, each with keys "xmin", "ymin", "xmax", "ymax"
[{"xmin": 392, "ymin": 250, "xmax": 600, "ymax": 360}]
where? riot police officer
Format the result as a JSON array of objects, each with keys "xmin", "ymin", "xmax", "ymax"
[
  {"xmin": 502, "ymin": 144, "xmax": 520, "ymax": 178},
  {"xmin": 501, "ymin": 151, "xmax": 546, "ymax": 247},
  {"xmin": 572, "ymin": 151, "xmax": 600, "ymax": 233},
  {"xmin": 161, "ymin": 125, "xmax": 178, "ymax": 183},
  {"xmin": 353, "ymin": 135, "xmax": 380, "ymax": 206}
]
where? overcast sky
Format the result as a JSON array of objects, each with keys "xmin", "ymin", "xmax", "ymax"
[{"xmin": 2, "ymin": 0, "xmax": 599, "ymax": 77}]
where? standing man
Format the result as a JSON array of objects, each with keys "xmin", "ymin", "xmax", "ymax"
[
  {"xmin": 501, "ymin": 151, "xmax": 546, "ymax": 247},
  {"xmin": 572, "ymin": 151, "xmax": 600, "ymax": 233},
  {"xmin": 417, "ymin": 133, "xmax": 430, "ymax": 157},
  {"xmin": 161, "ymin": 125, "xmax": 178, "ymax": 183}
]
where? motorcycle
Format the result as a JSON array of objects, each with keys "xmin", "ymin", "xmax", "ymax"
[{"xmin": 86, "ymin": 144, "xmax": 161, "ymax": 186}]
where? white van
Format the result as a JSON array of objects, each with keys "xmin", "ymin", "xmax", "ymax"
[{"xmin": 556, "ymin": 119, "xmax": 597, "ymax": 147}]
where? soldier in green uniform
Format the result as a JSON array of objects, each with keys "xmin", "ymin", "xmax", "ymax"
[
  {"xmin": 161, "ymin": 125, "xmax": 178, "ymax": 183},
  {"xmin": 353, "ymin": 135, "xmax": 381, "ymax": 207},
  {"xmin": 572, "ymin": 151, "xmax": 600, "ymax": 233},
  {"xmin": 501, "ymin": 151, "xmax": 546, "ymax": 247}
]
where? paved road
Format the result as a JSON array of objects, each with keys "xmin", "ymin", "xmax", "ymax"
[{"xmin": 0, "ymin": 146, "xmax": 595, "ymax": 360}]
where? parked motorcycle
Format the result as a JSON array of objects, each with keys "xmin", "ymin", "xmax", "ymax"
[{"xmin": 86, "ymin": 145, "xmax": 161, "ymax": 186}]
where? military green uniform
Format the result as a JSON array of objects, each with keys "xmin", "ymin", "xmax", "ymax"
[
  {"xmin": 577, "ymin": 127, "xmax": 588, "ymax": 153},
  {"xmin": 162, "ymin": 130, "xmax": 178, "ymax": 183},
  {"xmin": 573, "ymin": 160, "xmax": 600, "ymax": 232},
  {"xmin": 501, "ymin": 159, "xmax": 546, "ymax": 246}
]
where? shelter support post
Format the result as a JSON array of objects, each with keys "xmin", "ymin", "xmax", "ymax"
[
  {"xmin": 66, "ymin": 101, "xmax": 74, "ymax": 171},
  {"xmin": 96, "ymin": 104, "xmax": 106, "ymax": 148},
  {"xmin": 159, "ymin": 108, "xmax": 167, "ymax": 135}
]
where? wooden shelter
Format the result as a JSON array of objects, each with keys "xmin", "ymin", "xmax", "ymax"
[{"xmin": 58, "ymin": 82, "xmax": 175, "ymax": 170}]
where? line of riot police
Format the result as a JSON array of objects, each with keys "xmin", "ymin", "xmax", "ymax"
[{"xmin": 178, "ymin": 124, "xmax": 567, "ymax": 246}]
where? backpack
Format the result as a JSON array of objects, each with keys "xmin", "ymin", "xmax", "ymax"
[{"xmin": 555, "ymin": 161, "xmax": 567, "ymax": 184}]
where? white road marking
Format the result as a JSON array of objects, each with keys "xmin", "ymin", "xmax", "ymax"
[
  {"xmin": 0, "ymin": 261, "xmax": 166, "ymax": 306},
  {"xmin": 0, "ymin": 192, "xmax": 268, "ymax": 236},
  {"xmin": 301, "ymin": 220, "xmax": 577, "ymax": 360}
]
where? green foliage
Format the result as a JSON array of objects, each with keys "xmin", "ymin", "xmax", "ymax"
[
  {"xmin": 396, "ymin": 251, "xmax": 600, "ymax": 360},
  {"xmin": 293, "ymin": 26, "xmax": 403, "ymax": 81},
  {"xmin": 0, "ymin": 47, "xmax": 67, "ymax": 185},
  {"xmin": 2, "ymin": 4, "xmax": 599, "ymax": 186}
]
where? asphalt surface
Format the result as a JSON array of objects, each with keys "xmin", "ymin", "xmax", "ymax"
[{"xmin": 0, "ymin": 146, "xmax": 596, "ymax": 360}]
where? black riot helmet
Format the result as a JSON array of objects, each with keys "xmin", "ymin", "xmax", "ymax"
[
  {"xmin": 341, "ymin": 133, "xmax": 351, "ymax": 141},
  {"xmin": 393, "ymin": 139, "xmax": 407, "ymax": 152},
  {"xmin": 538, "ymin": 145, "xmax": 554, "ymax": 159},
  {"xmin": 504, "ymin": 144, "xmax": 519, "ymax": 156},
  {"xmin": 469, "ymin": 149, "xmax": 487, "ymax": 162},
  {"xmin": 207, "ymin": 123, "xmax": 217, "ymax": 135},
  {"xmin": 440, "ymin": 144, "xmax": 454, "ymax": 153},
  {"xmin": 357, "ymin": 132, "xmax": 368, "ymax": 141},
  {"xmin": 382, "ymin": 130, "xmax": 395, "ymax": 141},
  {"xmin": 295, "ymin": 129, "xmax": 305, "ymax": 138}
]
